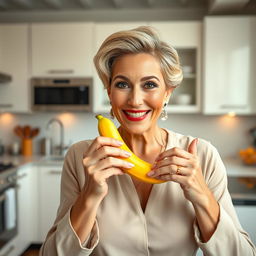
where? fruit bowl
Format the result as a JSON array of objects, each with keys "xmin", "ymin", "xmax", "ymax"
[{"xmin": 239, "ymin": 147, "xmax": 256, "ymax": 166}]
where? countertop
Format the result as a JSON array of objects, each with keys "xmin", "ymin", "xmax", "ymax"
[
  {"xmin": 0, "ymin": 154, "xmax": 256, "ymax": 177},
  {"xmin": 0, "ymin": 154, "xmax": 64, "ymax": 168},
  {"xmin": 223, "ymin": 157, "xmax": 256, "ymax": 177}
]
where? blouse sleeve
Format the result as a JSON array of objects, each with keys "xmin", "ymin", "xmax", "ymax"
[
  {"xmin": 39, "ymin": 142, "xmax": 99, "ymax": 256},
  {"xmin": 193, "ymin": 142, "xmax": 256, "ymax": 256}
]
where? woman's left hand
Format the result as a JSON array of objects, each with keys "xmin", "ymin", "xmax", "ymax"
[{"xmin": 147, "ymin": 139, "xmax": 212, "ymax": 207}]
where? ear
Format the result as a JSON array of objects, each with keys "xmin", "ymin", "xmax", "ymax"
[
  {"xmin": 107, "ymin": 85, "xmax": 110, "ymax": 96},
  {"xmin": 164, "ymin": 87, "xmax": 174, "ymax": 104},
  {"xmin": 107, "ymin": 85, "xmax": 112, "ymax": 99}
]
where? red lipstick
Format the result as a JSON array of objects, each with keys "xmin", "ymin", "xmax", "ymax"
[{"xmin": 123, "ymin": 110, "xmax": 150, "ymax": 121}]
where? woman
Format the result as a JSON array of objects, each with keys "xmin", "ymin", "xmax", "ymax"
[{"xmin": 40, "ymin": 26, "xmax": 256, "ymax": 256}]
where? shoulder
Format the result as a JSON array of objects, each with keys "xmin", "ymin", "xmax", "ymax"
[{"xmin": 62, "ymin": 139, "xmax": 93, "ymax": 190}]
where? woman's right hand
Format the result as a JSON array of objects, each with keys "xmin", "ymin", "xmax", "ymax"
[{"xmin": 82, "ymin": 136, "xmax": 133, "ymax": 202}]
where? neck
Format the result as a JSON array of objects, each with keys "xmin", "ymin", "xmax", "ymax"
[{"xmin": 118, "ymin": 125, "xmax": 167, "ymax": 160}]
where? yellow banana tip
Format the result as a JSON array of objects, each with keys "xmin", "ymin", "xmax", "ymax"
[{"xmin": 95, "ymin": 114, "xmax": 103, "ymax": 120}]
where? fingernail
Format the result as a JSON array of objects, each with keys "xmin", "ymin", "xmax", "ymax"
[
  {"xmin": 125, "ymin": 162, "xmax": 134, "ymax": 168},
  {"xmin": 151, "ymin": 162, "xmax": 157, "ymax": 169},
  {"xmin": 123, "ymin": 151, "xmax": 132, "ymax": 157},
  {"xmin": 147, "ymin": 170, "xmax": 155, "ymax": 176},
  {"xmin": 116, "ymin": 140, "xmax": 123, "ymax": 146}
]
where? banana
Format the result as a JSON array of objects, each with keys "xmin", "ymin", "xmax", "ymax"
[{"xmin": 95, "ymin": 114, "xmax": 165, "ymax": 184}]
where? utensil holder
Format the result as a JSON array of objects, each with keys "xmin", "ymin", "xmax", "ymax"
[{"xmin": 22, "ymin": 138, "xmax": 32, "ymax": 156}]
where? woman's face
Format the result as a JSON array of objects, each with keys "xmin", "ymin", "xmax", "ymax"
[{"xmin": 108, "ymin": 53, "xmax": 173, "ymax": 134}]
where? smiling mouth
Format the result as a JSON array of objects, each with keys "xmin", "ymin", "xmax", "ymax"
[{"xmin": 123, "ymin": 110, "xmax": 151, "ymax": 121}]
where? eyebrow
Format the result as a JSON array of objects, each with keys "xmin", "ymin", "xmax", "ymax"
[{"xmin": 112, "ymin": 75, "xmax": 160, "ymax": 82}]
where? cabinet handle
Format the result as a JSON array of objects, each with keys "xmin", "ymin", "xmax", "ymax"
[
  {"xmin": 0, "ymin": 245, "xmax": 15, "ymax": 256},
  {"xmin": 220, "ymin": 104, "xmax": 248, "ymax": 109},
  {"xmin": 16, "ymin": 173, "xmax": 28, "ymax": 180},
  {"xmin": 49, "ymin": 170, "xmax": 62, "ymax": 175},
  {"xmin": 0, "ymin": 104, "xmax": 13, "ymax": 108},
  {"xmin": 47, "ymin": 69, "xmax": 74, "ymax": 74},
  {"xmin": 11, "ymin": 173, "xmax": 28, "ymax": 182}
]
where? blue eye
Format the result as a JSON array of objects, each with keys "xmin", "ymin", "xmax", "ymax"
[
  {"xmin": 144, "ymin": 81, "xmax": 158, "ymax": 89},
  {"xmin": 115, "ymin": 81, "xmax": 129, "ymax": 89}
]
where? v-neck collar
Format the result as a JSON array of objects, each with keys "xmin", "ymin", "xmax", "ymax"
[
  {"xmin": 121, "ymin": 174, "xmax": 156, "ymax": 217},
  {"xmin": 119, "ymin": 129, "xmax": 175, "ymax": 217}
]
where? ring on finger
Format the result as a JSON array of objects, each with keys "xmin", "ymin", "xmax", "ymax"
[{"xmin": 176, "ymin": 166, "xmax": 181, "ymax": 175}]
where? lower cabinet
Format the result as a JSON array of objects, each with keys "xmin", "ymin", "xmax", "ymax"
[
  {"xmin": 235, "ymin": 205, "xmax": 256, "ymax": 245},
  {"xmin": 37, "ymin": 165, "xmax": 62, "ymax": 242},
  {"xmin": 17, "ymin": 165, "xmax": 38, "ymax": 249}
]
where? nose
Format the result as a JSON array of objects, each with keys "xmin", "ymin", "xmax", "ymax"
[{"xmin": 127, "ymin": 87, "xmax": 144, "ymax": 107}]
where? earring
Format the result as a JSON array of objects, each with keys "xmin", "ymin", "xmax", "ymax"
[
  {"xmin": 110, "ymin": 108, "xmax": 115, "ymax": 119},
  {"xmin": 160, "ymin": 103, "xmax": 168, "ymax": 121}
]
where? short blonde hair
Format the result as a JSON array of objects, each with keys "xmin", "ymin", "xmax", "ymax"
[{"xmin": 94, "ymin": 26, "xmax": 183, "ymax": 89}]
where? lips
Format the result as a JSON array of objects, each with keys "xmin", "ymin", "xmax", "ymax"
[{"xmin": 123, "ymin": 110, "xmax": 150, "ymax": 121}]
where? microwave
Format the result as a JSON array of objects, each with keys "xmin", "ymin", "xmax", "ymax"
[{"xmin": 31, "ymin": 77, "xmax": 92, "ymax": 111}]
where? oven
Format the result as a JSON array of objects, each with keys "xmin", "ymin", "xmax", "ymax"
[{"xmin": 0, "ymin": 163, "xmax": 18, "ymax": 250}]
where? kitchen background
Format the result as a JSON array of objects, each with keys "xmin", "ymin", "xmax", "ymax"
[{"xmin": 0, "ymin": 0, "xmax": 256, "ymax": 255}]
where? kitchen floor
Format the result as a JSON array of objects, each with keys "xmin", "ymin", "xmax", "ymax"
[
  {"xmin": 22, "ymin": 250, "xmax": 39, "ymax": 256},
  {"xmin": 21, "ymin": 245, "xmax": 41, "ymax": 256}
]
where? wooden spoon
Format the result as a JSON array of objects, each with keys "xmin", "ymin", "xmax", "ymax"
[
  {"xmin": 23, "ymin": 125, "xmax": 31, "ymax": 139},
  {"xmin": 14, "ymin": 126, "xmax": 24, "ymax": 138},
  {"xmin": 31, "ymin": 128, "xmax": 40, "ymax": 138}
]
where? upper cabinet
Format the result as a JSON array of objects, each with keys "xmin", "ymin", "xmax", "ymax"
[
  {"xmin": 203, "ymin": 16, "xmax": 256, "ymax": 115},
  {"xmin": 92, "ymin": 22, "xmax": 147, "ymax": 113},
  {"xmin": 31, "ymin": 23, "xmax": 94, "ymax": 77},
  {"xmin": 0, "ymin": 24, "xmax": 30, "ymax": 113},
  {"xmin": 149, "ymin": 22, "xmax": 202, "ymax": 113}
]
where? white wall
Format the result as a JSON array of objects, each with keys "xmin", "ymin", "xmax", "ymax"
[{"xmin": 0, "ymin": 112, "xmax": 255, "ymax": 158}]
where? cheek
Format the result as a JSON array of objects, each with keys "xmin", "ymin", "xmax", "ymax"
[
  {"xmin": 110, "ymin": 91, "xmax": 127, "ymax": 107},
  {"xmin": 148, "ymin": 93, "xmax": 165, "ymax": 109}
]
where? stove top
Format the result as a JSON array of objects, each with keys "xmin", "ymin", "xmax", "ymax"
[{"xmin": 0, "ymin": 162, "xmax": 15, "ymax": 172}]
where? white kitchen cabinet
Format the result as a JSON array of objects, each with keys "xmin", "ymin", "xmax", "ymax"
[
  {"xmin": 38, "ymin": 165, "xmax": 62, "ymax": 242},
  {"xmin": 16, "ymin": 165, "xmax": 38, "ymax": 250},
  {"xmin": 92, "ymin": 22, "xmax": 147, "ymax": 113},
  {"xmin": 203, "ymin": 16, "xmax": 256, "ymax": 115},
  {"xmin": 149, "ymin": 21, "xmax": 202, "ymax": 113},
  {"xmin": 0, "ymin": 24, "xmax": 30, "ymax": 113},
  {"xmin": 235, "ymin": 205, "xmax": 256, "ymax": 245},
  {"xmin": 31, "ymin": 23, "xmax": 94, "ymax": 77}
]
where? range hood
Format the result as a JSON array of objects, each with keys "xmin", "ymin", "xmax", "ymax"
[{"xmin": 0, "ymin": 72, "xmax": 12, "ymax": 83}]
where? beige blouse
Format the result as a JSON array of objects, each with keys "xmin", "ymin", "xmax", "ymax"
[{"xmin": 39, "ymin": 130, "xmax": 256, "ymax": 256}]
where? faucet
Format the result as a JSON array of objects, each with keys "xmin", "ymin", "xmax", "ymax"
[{"xmin": 46, "ymin": 118, "xmax": 65, "ymax": 156}]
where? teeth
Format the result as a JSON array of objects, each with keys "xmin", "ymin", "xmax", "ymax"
[{"xmin": 125, "ymin": 111, "xmax": 147, "ymax": 118}]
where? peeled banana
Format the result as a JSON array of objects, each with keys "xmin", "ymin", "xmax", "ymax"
[{"xmin": 95, "ymin": 114, "xmax": 165, "ymax": 184}]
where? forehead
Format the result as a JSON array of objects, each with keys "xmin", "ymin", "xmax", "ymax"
[{"xmin": 111, "ymin": 53, "xmax": 163, "ymax": 77}]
